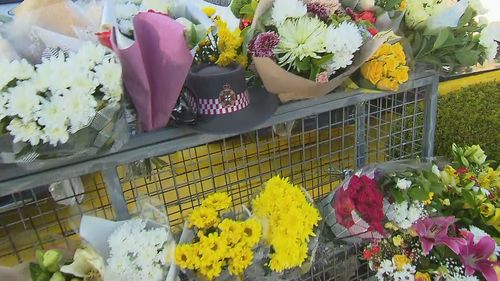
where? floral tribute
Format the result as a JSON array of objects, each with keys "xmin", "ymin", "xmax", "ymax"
[
  {"xmin": 360, "ymin": 42, "xmax": 410, "ymax": 91},
  {"xmin": 174, "ymin": 192, "xmax": 262, "ymax": 280},
  {"xmin": 0, "ymin": 43, "xmax": 122, "ymax": 147},
  {"xmin": 251, "ymin": 176, "xmax": 321, "ymax": 273},
  {"xmin": 249, "ymin": 0, "xmax": 378, "ymax": 82}
]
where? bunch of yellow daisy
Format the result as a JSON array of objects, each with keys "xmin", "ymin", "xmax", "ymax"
[
  {"xmin": 252, "ymin": 176, "xmax": 321, "ymax": 272},
  {"xmin": 360, "ymin": 42, "xmax": 409, "ymax": 91},
  {"xmin": 195, "ymin": 17, "xmax": 247, "ymax": 67},
  {"xmin": 175, "ymin": 192, "xmax": 262, "ymax": 280}
]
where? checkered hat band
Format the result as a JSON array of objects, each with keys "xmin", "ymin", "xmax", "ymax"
[{"xmin": 198, "ymin": 91, "xmax": 250, "ymax": 115}]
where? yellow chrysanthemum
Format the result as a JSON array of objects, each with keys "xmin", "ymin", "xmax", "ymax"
[
  {"xmin": 235, "ymin": 54, "xmax": 248, "ymax": 67},
  {"xmin": 175, "ymin": 244, "xmax": 199, "ymax": 270},
  {"xmin": 393, "ymin": 235, "xmax": 403, "ymax": 247},
  {"xmin": 241, "ymin": 218, "xmax": 262, "ymax": 247},
  {"xmin": 228, "ymin": 246, "xmax": 254, "ymax": 275},
  {"xmin": 188, "ymin": 206, "xmax": 219, "ymax": 229},
  {"xmin": 213, "ymin": 18, "xmax": 243, "ymax": 67},
  {"xmin": 198, "ymin": 260, "xmax": 224, "ymax": 281},
  {"xmin": 219, "ymin": 219, "xmax": 244, "ymax": 245},
  {"xmin": 202, "ymin": 192, "xmax": 232, "ymax": 211},
  {"xmin": 198, "ymin": 232, "xmax": 228, "ymax": 262}
]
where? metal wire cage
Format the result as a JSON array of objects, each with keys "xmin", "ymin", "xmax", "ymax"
[{"xmin": 0, "ymin": 71, "xmax": 438, "ymax": 280}]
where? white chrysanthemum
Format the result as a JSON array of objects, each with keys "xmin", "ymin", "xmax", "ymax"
[
  {"xmin": 396, "ymin": 178, "xmax": 412, "ymax": 190},
  {"xmin": 70, "ymin": 43, "xmax": 107, "ymax": 69},
  {"xmin": 7, "ymin": 118, "xmax": 43, "ymax": 146},
  {"xmin": 35, "ymin": 55, "xmax": 68, "ymax": 91},
  {"xmin": 6, "ymin": 82, "xmax": 41, "ymax": 121},
  {"xmin": 325, "ymin": 49, "xmax": 354, "ymax": 75},
  {"xmin": 325, "ymin": 22, "xmax": 363, "ymax": 54},
  {"xmin": 140, "ymin": 0, "xmax": 170, "ymax": 14},
  {"xmin": 43, "ymin": 125, "xmax": 70, "ymax": 146},
  {"xmin": 272, "ymin": 0, "xmax": 307, "ymax": 25},
  {"xmin": 68, "ymin": 71, "xmax": 98, "ymax": 96},
  {"xmin": 60, "ymin": 92, "xmax": 97, "ymax": 133},
  {"xmin": 11, "ymin": 59, "xmax": 35, "ymax": 81},
  {"xmin": 0, "ymin": 93, "xmax": 7, "ymax": 120},
  {"xmin": 95, "ymin": 58, "xmax": 122, "ymax": 91},
  {"xmin": 115, "ymin": 2, "xmax": 140, "ymax": 19},
  {"xmin": 387, "ymin": 201, "xmax": 425, "ymax": 229},
  {"xmin": 37, "ymin": 97, "xmax": 68, "ymax": 129},
  {"xmin": 480, "ymin": 28, "xmax": 498, "ymax": 62},
  {"xmin": 275, "ymin": 17, "xmax": 327, "ymax": 70}
]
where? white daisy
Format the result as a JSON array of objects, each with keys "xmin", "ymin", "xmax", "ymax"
[{"xmin": 272, "ymin": 0, "xmax": 307, "ymax": 25}]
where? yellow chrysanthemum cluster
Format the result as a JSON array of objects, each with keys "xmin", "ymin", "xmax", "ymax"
[
  {"xmin": 361, "ymin": 42, "xmax": 409, "ymax": 91},
  {"xmin": 252, "ymin": 176, "xmax": 321, "ymax": 272},
  {"xmin": 214, "ymin": 18, "xmax": 245, "ymax": 67},
  {"xmin": 175, "ymin": 193, "xmax": 262, "ymax": 280}
]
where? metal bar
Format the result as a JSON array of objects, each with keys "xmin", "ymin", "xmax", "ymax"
[
  {"xmin": 355, "ymin": 102, "xmax": 367, "ymax": 169},
  {"xmin": 101, "ymin": 168, "xmax": 130, "ymax": 220},
  {"xmin": 422, "ymin": 73, "xmax": 439, "ymax": 159}
]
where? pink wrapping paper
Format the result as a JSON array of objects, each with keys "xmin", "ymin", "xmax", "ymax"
[{"xmin": 112, "ymin": 12, "xmax": 193, "ymax": 132}]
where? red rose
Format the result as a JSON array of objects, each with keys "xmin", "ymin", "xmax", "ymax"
[
  {"xmin": 358, "ymin": 11, "xmax": 376, "ymax": 24},
  {"xmin": 368, "ymin": 28, "xmax": 378, "ymax": 36},
  {"xmin": 363, "ymin": 249, "xmax": 372, "ymax": 260},
  {"xmin": 334, "ymin": 189, "xmax": 356, "ymax": 228},
  {"xmin": 96, "ymin": 31, "xmax": 112, "ymax": 49}
]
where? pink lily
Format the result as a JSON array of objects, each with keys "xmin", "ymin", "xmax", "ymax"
[
  {"xmin": 412, "ymin": 216, "xmax": 466, "ymax": 255},
  {"xmin": 459, "ymin": 231, "xmax": 500, "ymax": 281}
]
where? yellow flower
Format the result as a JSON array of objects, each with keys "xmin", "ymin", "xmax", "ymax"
[
  {"xmin": 374, "ymin": 43, "xmax": 393, "ymax": 57},
  {"xmin": 219, "ymin": 219, "xmax": 244, "ymax": 245},
  {"xmin": 399, "ymin": 0, "xmax": 408, "ymax": 11},
  {"xmin": 199, "ymin": 232, "xmax": 228, "ymax": 261},
  {"xmin": 189, "ymin": 207, "xmax": 219, "ymax": 229},
  {"xmin": 441, "ymin": 198, "xmax": 451, "ymax": 206},
  {"xmin": 361, "ymin": 60, "xmax": 385, "ymax": 85},
  {"xmin": 393, "ymin": 235, "xmax": 403, "ymax": 246},
  {"xmin": 202, "ymin": 192, "xmax": 232, "ymax": 211},
  {"xmin": 202, "ymin": 6, "xmax": 216, "ymax": 17},
  {"xmin": 441, "ymin": 165, "xmax": 459, "ymax": 187},
  {"xmin": 228, "ymin": 246, "xmax": 254, "ymax": 275},
  {"xmin": 235, "ymin": 54, "xmax": 248, "ymax": 67},
  {"xmin": 175, "ymin": 244, "xmax": 199, "ymax": 270},
  {"xmin": 424, "ymin": 192, "xmax": 434, "ymax": 205},
  {"xmin": 376, "ymin": 78, "xmax": 399, "ymax": 91},
  {"xmin": 481, "ymin": 203, "xmax": 495, "ymax": 217},
  {"xmin": 392, "ymin": 66, "xmax": 409, "ymax": 84},
  {"xmin": 415, "ymin": 272, "xmax": 431, "ymax": 281},
  {"xmin": 479, "ymin": 167, "xmax": 500, "ymax": 190},
  {"xmin": 384, "ymin": 56, "xmax": 400, "ymax": 73},
  {"xmin": 216, "ymin": 49, "xmax": 238, "ymax": 66},
  {"xmin": 241, "ymin": 218, "xmax": 262, "ymax": 247},
  {"xmin": 487, "ymin": 208, "xmax": 500, "ymax": 232},
  {"xmin": 392, "ymin": 43, "xmax": 406, "ymax": 63},
  {"xmin": 199, "ymin": 260, "xmax": 224, "ymax": 280},
  {"xmin": 392, "ymin": 255, "xmax": 411, "ymax": 271}
]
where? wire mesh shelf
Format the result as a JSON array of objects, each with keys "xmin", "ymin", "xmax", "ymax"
[{"xmin": 0, "ymin": 72, "xmax": 437, "ymax": 280}]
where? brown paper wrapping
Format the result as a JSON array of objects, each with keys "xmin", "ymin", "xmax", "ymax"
[{"xmin": 251, "ymin": 0, "xmax": 392, "ymax": 102}]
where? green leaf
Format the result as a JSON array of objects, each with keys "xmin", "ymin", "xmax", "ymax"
[
  {"xmin": 462, "ymin": 189, "xmax": 476, "ymax": 208},
  {"xmin": 241, "ymin": 26, "xmax": 254, "ymax": 55},
  {"xmin": 309, "ymin": 63, "xmax": 320, "ymax": 81},
  {"xmin": 312, "ymin": 54, "xmax": 334, "ymax": 67},
  {"xmin": 239, "ymin": 3, "xmax": 256, "ymax": 17},
  {"xmin": 408, "ymin": 187, "xmax": 430, "ymax": 202},
  {"xmin": 295, "ymin": 57, "xmax": 311, "ymax": 71},
  {"xmin": 30, "ymin": 263, "xmax": 51, "ymax": 281},
  {"xmin": 458, "ymin": 7, "xmax": 474, "ymax": 27},
  {"xmin": 455, "ymin": 49, "xmax": 480, "ymax": 66},
  {"xmin": 433, "ymin": 28, "xmax": 451, "ymax": 50},
  {"xmin": 390, "ymin": 188, "xmax": 405, "ymax": 203}
]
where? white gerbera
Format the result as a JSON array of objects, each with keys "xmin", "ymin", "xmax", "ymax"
[
  {"xmin": 7, "ymin": 118, "xmax": 43, "ymax": 146},
  {"xmin": 6, "ymin": 82, "xmax": 41, "ymax": 121},
  {"xmin": 272, "ymin": 0, "xmax": 307, "ymax": 25},
  {"xmin": 275, "ymin": 17, "xmax": 327, "ymax": 70}
]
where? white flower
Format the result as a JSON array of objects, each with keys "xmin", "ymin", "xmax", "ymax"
[
  {"xmin": 405, "ymin": 0, "xmax": 432, "ymax": 30},
  {"xmin": 43, "ymin": 125, "xmax": 70, "ymax": 146},
  {"xmin": 7, "ymin": 118, "xmax": 43, "ymax": 146},
  {"xmin": 0, "ymin": 93, "xmax": 7, "ymax": 120},
  {"xmin": 60, "ymin": 92, "xmax": 97, "ymax": 133},
  {"xmin": 472, "ymin": 185, "xmax": 491, "ymax": 196},
  {"xmin": 379, "ymin": 259, "xmax": 395, "ymax": 274},
  {"xmin": 469, "ymin": 0, "xmax": 487, "ymax": 14},
  {"xmin": 118, "ymin": 19, "xmax": 135, "ymax": 35},
  {"xmin": 275, "ymin": 17, "xmax": 327, "ymax": 70},
  {"xmin": 394, "ymin": 264, "xmax": 416, "ymax": 280},
  {"xmin": 326, "ymin": 49, "xmax": 355, "ymax": 75},
  {"xmin": 10, "ymin": 59, "xmax": 35, "ymax": 80},
  {"xmin": 69, "ymin": 72, "xmax": 99, "ymax": 96},
  {"xmin": 6, "ymin": 82, "xmax": 41, "ymax": 121},
  {"xmin": 70, "ymin": 43, "xmax": 107, "ymax": 69},
  {"xmin": 446, "ymin": 272, "xmax": 480, "ymax": 281},
  {"xmin": 432, "ymin": 165, "xmax": 441, "ymax": 178},
  {"xmin": 325, "ymin": 22, "xmax": 363, "ymax": 54},
  {"xmin": 408, "ymin": 204, "xmax": 424, "ymax": 222},
  {"xmin": 272, "ymin": 0, "xmax": 307, "ymax": 25},
  {"xmin": 0, "ymin": 59, "xmax": 15, "ymax": 89},
  {"xmin": 95, "ymin": 58, "xmax": 122, "ymax": 93},
  {"xmin": 397, "ymin": 178, "xmax": 412, "ymax": 190},
  {"xmin": 114, "ymin": 2, "xmax": 140, "ymax": 19},
  {"xmin": 387, "ymin": 201, "xmax": 425, "ymax": 229},
  {"xmin": 479, "ymin": 27, "xmax": 498, "ymax": 62},
  {"xmin": 36, "ymin": 97, "xmax": 68, "ymax": 129},
  {"xmin": 140, "ymin": 0, "xmax": 170, "ymax": 14},
  {"xmin": 427, "ymin": 0, "xmax": 468, "ymax": 30}
]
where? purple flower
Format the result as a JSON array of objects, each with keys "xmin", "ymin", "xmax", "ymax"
[
  {"xmin": 249, "ymin": 32, "xmax": 280, "ymax": 58},
  {"xmin": 412, "ymin": 216, "xmax": 466, "ymax": 255},
  {"xmin": 459, "ymin": 230, "xmax": 500, "ymax": 281},
  {"xmin": 307, "ymin": 3, "xmax": 330, "ymax": 22}
]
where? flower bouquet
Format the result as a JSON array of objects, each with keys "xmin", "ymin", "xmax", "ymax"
[
  {"xmin": 244, "ymin": 176, "xmax": 322, "ymax": 280},
  {"xmin": 364, "ymin": 216, "xmax": 500, "ymax": 281},
  {"xmin": 319, "ymin": 160, "xmax": 445, "ymax": 243},
  {"xmin": 0, "ymin": 1, "xmax": 128, "ymax": 167},
  {"xmin": 247, "ymin": 0, "xmax": 396, "ymax": 102},
  {"xmin": 433, "ymin": 144, "xmax": 500, "ymax": 242},
  {"xmin": 101, "ymin": 0, "xmax": 211, "ymax": 132},
  {"xmin": 402, "ymin": 0, "xmax": 498, "ymax": 71},
  {"xmin": 175, "ymin": 192, "xmax": 262, "ymax": 280}
]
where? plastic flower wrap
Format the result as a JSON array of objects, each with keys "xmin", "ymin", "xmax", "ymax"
[
  {"xmin": 403, "ymin": 0, "xmax": 498, "ymax": 70},
  {"xmin": 245, "ymin": 176, "xmax": 321, "ymax": 279},
  {"xmin": 247, "ymin": 0, "xmax": 398, "ymax": 102},
  {"xmin": 175, "ymin": 192, "xmax": 262, "ymax": 280},
  {"xmin": 0, "ymin": 1, "xmax": 128, "ymax": 166},
  {"xmin": 360, "ymin": 42, "xmax": 409, "ymax": 91},
  {"xmin": 320, "ymin": 160, "xmax": 446, "ymax": 243},
  {"xmin": 433, "ymin": 144, "xmax": 500, "ymax": 242}
]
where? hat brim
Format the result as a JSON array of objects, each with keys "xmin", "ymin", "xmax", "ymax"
[{"xmin": 188, "ymin": 86, "xmax": 278, "ymax": 134}]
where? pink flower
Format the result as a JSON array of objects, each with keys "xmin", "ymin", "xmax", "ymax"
[
  {"xmin": 459, "ymin": 231, "xmax": 500, "ymax": 281},
  {"xmin": 412, "ymin": 216, "xmax": 466, "ymax": 255},
  {"xmin": 315, "ymin": 71, "xmax": 329, "ymax": 83},
  {"xmin": 305, "ymin": 0, "xmax": 341, "ymax": 17},
  {"xmin": 249, "ymin": 32, "xmax": 280, "ymax": 58}
]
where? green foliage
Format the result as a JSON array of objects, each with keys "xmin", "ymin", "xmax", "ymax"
[
  {"xmin": 389, "ymin": 81, "xmax": 500, "ymax": 161},
  {"xmin": 375, "ymin": 0, "xmax": 403, "ymax": 11},
  {"xmin": 230, "ymin": 0, "xmax": 252, "ymax": 18},
  {"xmin": 436, "ymin": 81, "xmax": 500, "ymax": 161}
]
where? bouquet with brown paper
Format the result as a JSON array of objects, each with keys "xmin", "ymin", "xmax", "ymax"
[{"xmin": 249, "ymin": 0, "xmax": 399, "ymax": 102}]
